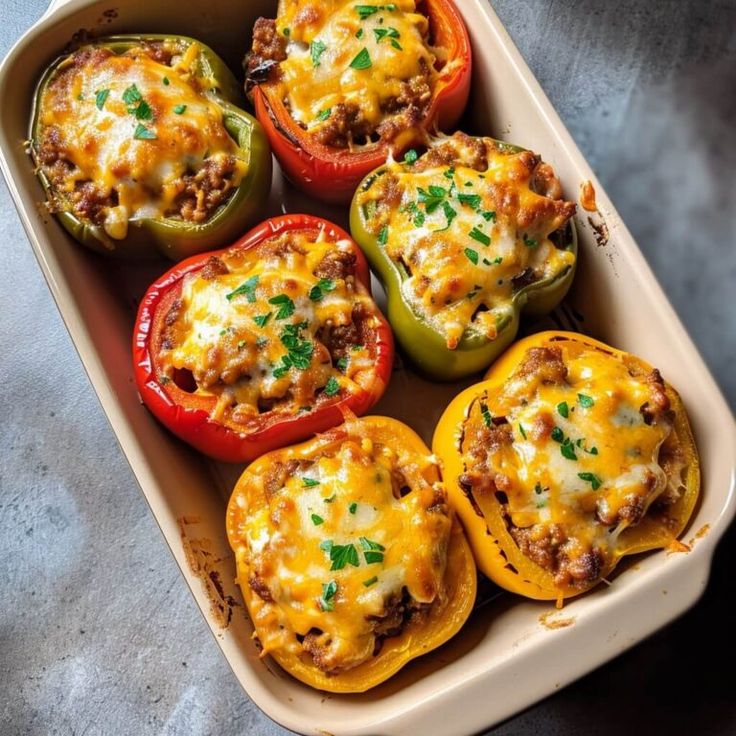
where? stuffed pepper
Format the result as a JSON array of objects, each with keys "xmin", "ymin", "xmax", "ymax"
[
  {"xmin": 133, "ymin": 215, "xmax": 393, "ymax": 462},
  {"xmin": 350, "ymin": 132, "xmax": 578, "ymax": 380},
  {"xmin": 245, "ymin": 0, "xmax": 471, "ymax": 203},
  {"xmin": 30, "ymin": 35, "xmax": 271, "ymax": 260},
  {"xmin": 226, "ymin": 415, "xmax": 477, "ymax": 692},
  {"xmin": 433, "ymin": 331, "xmax": 700, "ymax": 603}
]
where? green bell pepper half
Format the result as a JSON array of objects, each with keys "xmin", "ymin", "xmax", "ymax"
[
  {"xmin": 29, "ymin": 34, "xmax": 271, "ymax": 261},
  {"xmin": 349, "ymin": 142, "xmax": 578, "ymax": 381}
]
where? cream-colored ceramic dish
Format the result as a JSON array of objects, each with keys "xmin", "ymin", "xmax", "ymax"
[{"xmin": 1, "ymin": 1, "xmax": 734, "ymax": 734}]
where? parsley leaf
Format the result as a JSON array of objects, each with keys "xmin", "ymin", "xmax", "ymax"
[
  {"xmin": 363, "ymin": 576, "xmax": 378, "ymax": 587},
  {"xmin": 349, "ymin": 502, "xmax": 358, "ymax": 514},
  {"xmin": 378, "ymin": 225, "xmax": 389, "ymax": 245},
  {"xmin": 561, "ymin": 437, "xmax": 577, "ymax": 461},
  {"xmin": 578, "ymin": 472, "xmax": 602, "ymax": 490},
  {"xmin": 325, "ymin": 542, "xmax": 360, "ymax": 571},
  {"xmin": 323, "ymin": 376, "xmax": 340, "ymax": 397},
  {"xmin": 523, "ymin": 234, "xmax": 539, "ymax": 248},
  {"xmin": 518, "ymin": 423, "xmax": 527, "ymax": 439},
  {"xmin": 464, "ymin": 247, "xmax": 479, "ymax": 265},
  {"xmin": 578, "ymin": 393, "xmax": 595, "ymax": 408},
  {"xmin": 551, "ymin": 426, "xmax": 564, "ymax": 443},
  {"xmin": 173, "ymin": 104, "xmax": 187, "ymax": 115},
  {"xmin": 252, "ymin": 312, "xmax": 272, "ymax": 328},
  {"xmin": 457, "ymin": 193, "xmax": 481, "ymax": 210},
  {"xmin": 308, "ymin": 278, "xmax": 336, "ymax": 302},
  {"xmin": 311, "ymin": 513, "xmax": 324, "ymax": 525},
  {"xmin": 133, "ymin": 100, "xmax": 154, "ymax": 120},
  {"xmin": 316, "ymin": 108, "xmax": 332, "ymax": 121},
  {"xmin": 418, "ymin": 185, "xmax": 446, "ymax": 213},
  {"xmin": 133, "ymin": 124, "xmax": 157, "ymax": 140},
  {"xmin": 268, "ymin": 293, "xmax": 295, "ymax": 319},
  {"xmin": 226, "ymin": 275, "xmax": 258, "ymax": 302},
  {"xmin": 95, "ymin": 89, "xmax": 110, "ymax": 110},
  {"xmin": 336, "ymin": 357, "xmax": 348, "ymax": 372},
  {"xmin": 303, "ymin": 477, "xmax": 320, "ymax": 487},
  {"xmin": 403, "ymin": 148, "xmax": 418, "ymax": 164},
  {"xmin": 557, "ymin": 401, "xmax": 569, "ymax": 418},
  {"xmin": 310, "ymin": 40, "xmax": 327, "ymax": 67},
  {"xmin": 319, "ymin": 580, "xmax": 337, "ymax": 611},
  {"xmin": 469, "ymin": 227, "xmax": 490, "ymax": 246},
  {"xmin": 349, "ymin": 47, "xmax": 372, "ymax": 70},
  {"xmin": 480, "ymin": 402, "xmax": 493, "ymax": 428},
  {"xmin": 122, "ymin": 84, "xmax": 142, "ymax": 105}
]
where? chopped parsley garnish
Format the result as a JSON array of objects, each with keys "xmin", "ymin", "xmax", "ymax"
[
  {"xmin": 561, "ymin": 437, "xmax": 577, "ymax": 461},
  {"xmin": 316, "ymin": 107, "xmax": 332, "ymax": 121},
  {"xmin": 481, "ymin": 210, "xmax": 496, "ymax": 222},
  {"xmin": 273, "ymin": 322, "xmax": 313, "ymax": 378},
  {"xmin": 162, "ymin": 76, "xmax": 170, "ymax": 86},
  {"xmin": 457, "ymin": 193, "xmax": 481, "ymax": 210},
  {"xmin": 323, "ymin": 494, "xmax": 336, "ymax": 503},
  {"xmin": 403, "ymin": 148, "xmax": 418, "ymax": 164},
  {"xmin": 122, "ymin": 84, "xmax": 142, "ymax": 105},
  {"xmin": 355, "ymin": 27, "xmax": 364, "ymax": 39},
  {"xmin": 252, "ymin": 312, "xmax": 272, "ymax": 328},
  {"xmin": 443, "ymin": 166, "xmax": 455, "ymax": 179},
  {"xmin": 483, "ymin": 256, "xmax": 503, "ymax": 266},
  {"xmin": 359, "ymin": 537, "xmax": 385, "ymax": 565},
  {"xmin": 336, "ymin": 357, "xmax": 348, "ymax": 372},
  {"xmin": 523, "ymin": 234, "xmax": 538, "ymax": 248},
  {"xmin": 464, "ymin": 247, "xmax": 479, "ymax": 265},
  {"xmin": 578, "ymin": 393, "xmax": 595, "ymax": 408},
  {"xmin": 374, "ymin": 26, "xmax": 400, "ymax": 43},
  {"xmin": 323, "ymin": 376, "xmax": 340, "ymax": 397},
  {"xmin": 578, "ymin": 472, "xmax": 602, "ymax": 490},
  {"xmin": 310, "ymin": 40, "xmax": 327, "ymax": 67},
  {"xmin": 311, "ymin": 513, "xmax": 324, "ymax": 525},
  {"xmin": 480, "ymin": 402, "xmax": 493, "ymax": 428},
  {"xmin": 557, "ymin": 401, "xmax": 569, "ymax": 418},
  {"xmin": 406, "ymin": 201, "xmax": 425, "ymax": 226},
  {"xmin": 226, "ymin": 275, "xmax": 258, "ymax": 302},
  {"xmin": 468, "ymin": 227, "xmax": 490, "ymax": 246},
  {"xmin": 349, "ymin": 47, "xmax": 372, "ymax": 70},
  {"xmin": 518, "ymin": 423, "xmax": 527, "ymax": 439},
  {"xmin": 303, "ymin": 477, "xmax": 320, "ymax": 487},
  {"xmin": 236, "ymin": 340, "xmax": 246, "ymax": 350},
  {"xmin": 437, "ymin": 201, "xmax": 457, "ymax": 231},
  {"xmin": 363, "ymin": 576, "xmax": 378, "ymax": 587},
  {"xmin": 173, "ymin": 104, "xmax": 187, "ymax": 115},
  {"xmin": 308, "ymin": 278, "xmax": 336, "ymax": 302},
  {"xmin": 323, "ymin": 542, "xmax": 360, "ymax": 570},
  {"xmin": 349, "ymin": 502, "xmax": 358, "ymax": 515},
  {"xmin": 283, "ymin": 27, "xmax": 290, "ymax": 36},
  {"xmin": 586, "ymin": 446, "xmax": 599, "ymax": 455},
  {"xmin": 95, "ymin": 89, "xmax": 110, "ymax": 110},
  {"xmin": 534, "ymin": 482, "xmax": 544, "ymax": 495},
  {"xmin": 378, "ymin": 225, "xmax": 389, "ymax": 245},
  {"xmin": 417, "ymin": 185, "xmax": 446, "ymax": 213},
  {"xmin": 133, "ymin": 124, "xmax": 157, "ymax": 140},
  {"xmin": 319, "ymin": 580, "xmax": 337, "ymax": 611},
  {"xmin": 133, "ymin": 100, "xmax": 154, "ymax": 120},
  {"xmin": 355, "ymin": 4, "xmax": 396, "ymax": 20},
  {"xmin": 268, "ymin": 293, "xmax": 295, "ymax": 319},
  {"xmin": 551, "ymin": 426, "xmax": 564, "ymax": 443}
]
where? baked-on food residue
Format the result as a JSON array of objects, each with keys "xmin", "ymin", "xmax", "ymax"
[
  {"xmin": 539, "ymin": 610, "xmax": 576, "ymax": 629},
  {"xmin": 580, "ymin": 180, "xmax": 597, "ymax": 212},
  {"xmin": 179, "ymin": 516, "xmax": 239, "ymax": 629}
]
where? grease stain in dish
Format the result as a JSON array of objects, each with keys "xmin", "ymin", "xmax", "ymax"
[{"xmin": 580, "ymin": 180, "xmax": 598, "ymax": 212}]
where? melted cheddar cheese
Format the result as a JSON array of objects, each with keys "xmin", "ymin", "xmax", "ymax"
[
  {"xmin": 36, "ymin": 40, "xmax": 247, "ymax": 239},
  {"xmin": 460, "ymin": 340, "xmax": 684, "ymax": 589},
  {"xmin": 228, "ymin": 422, "xmax": 451, "ymax": 674},
  {"xmin": 356, "ymin": 134, "xmax": 576, "ymax": 348},
  {"xmin": 159, "ymin": 231, "xmax": 380, "ymax": 429},
  {"xmin": 267, "ymin": 0, "xmax": 440, "ymax": 141}
]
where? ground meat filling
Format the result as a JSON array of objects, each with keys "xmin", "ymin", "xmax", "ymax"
[
  {"xmin": 169, "ymin": 155, "xmax": 241, "ymax": 223},
  {"xmin": 246, "ymin": 17, "xmax": 287, "ymax": 87}
]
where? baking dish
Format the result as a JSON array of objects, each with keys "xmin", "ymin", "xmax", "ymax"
[{"xmin": 0, "ymin": 1, "xmax": 733, "ymax": 735}]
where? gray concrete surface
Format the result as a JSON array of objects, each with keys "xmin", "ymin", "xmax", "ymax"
[{"xmin": 1, "ymin": 1, "xmax": 734, "ymax": 734}]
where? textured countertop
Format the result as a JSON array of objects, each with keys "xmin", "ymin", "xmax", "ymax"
[{"xmin": 1, "ymin": 1, "xmax": 734, "ymax": 734}]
